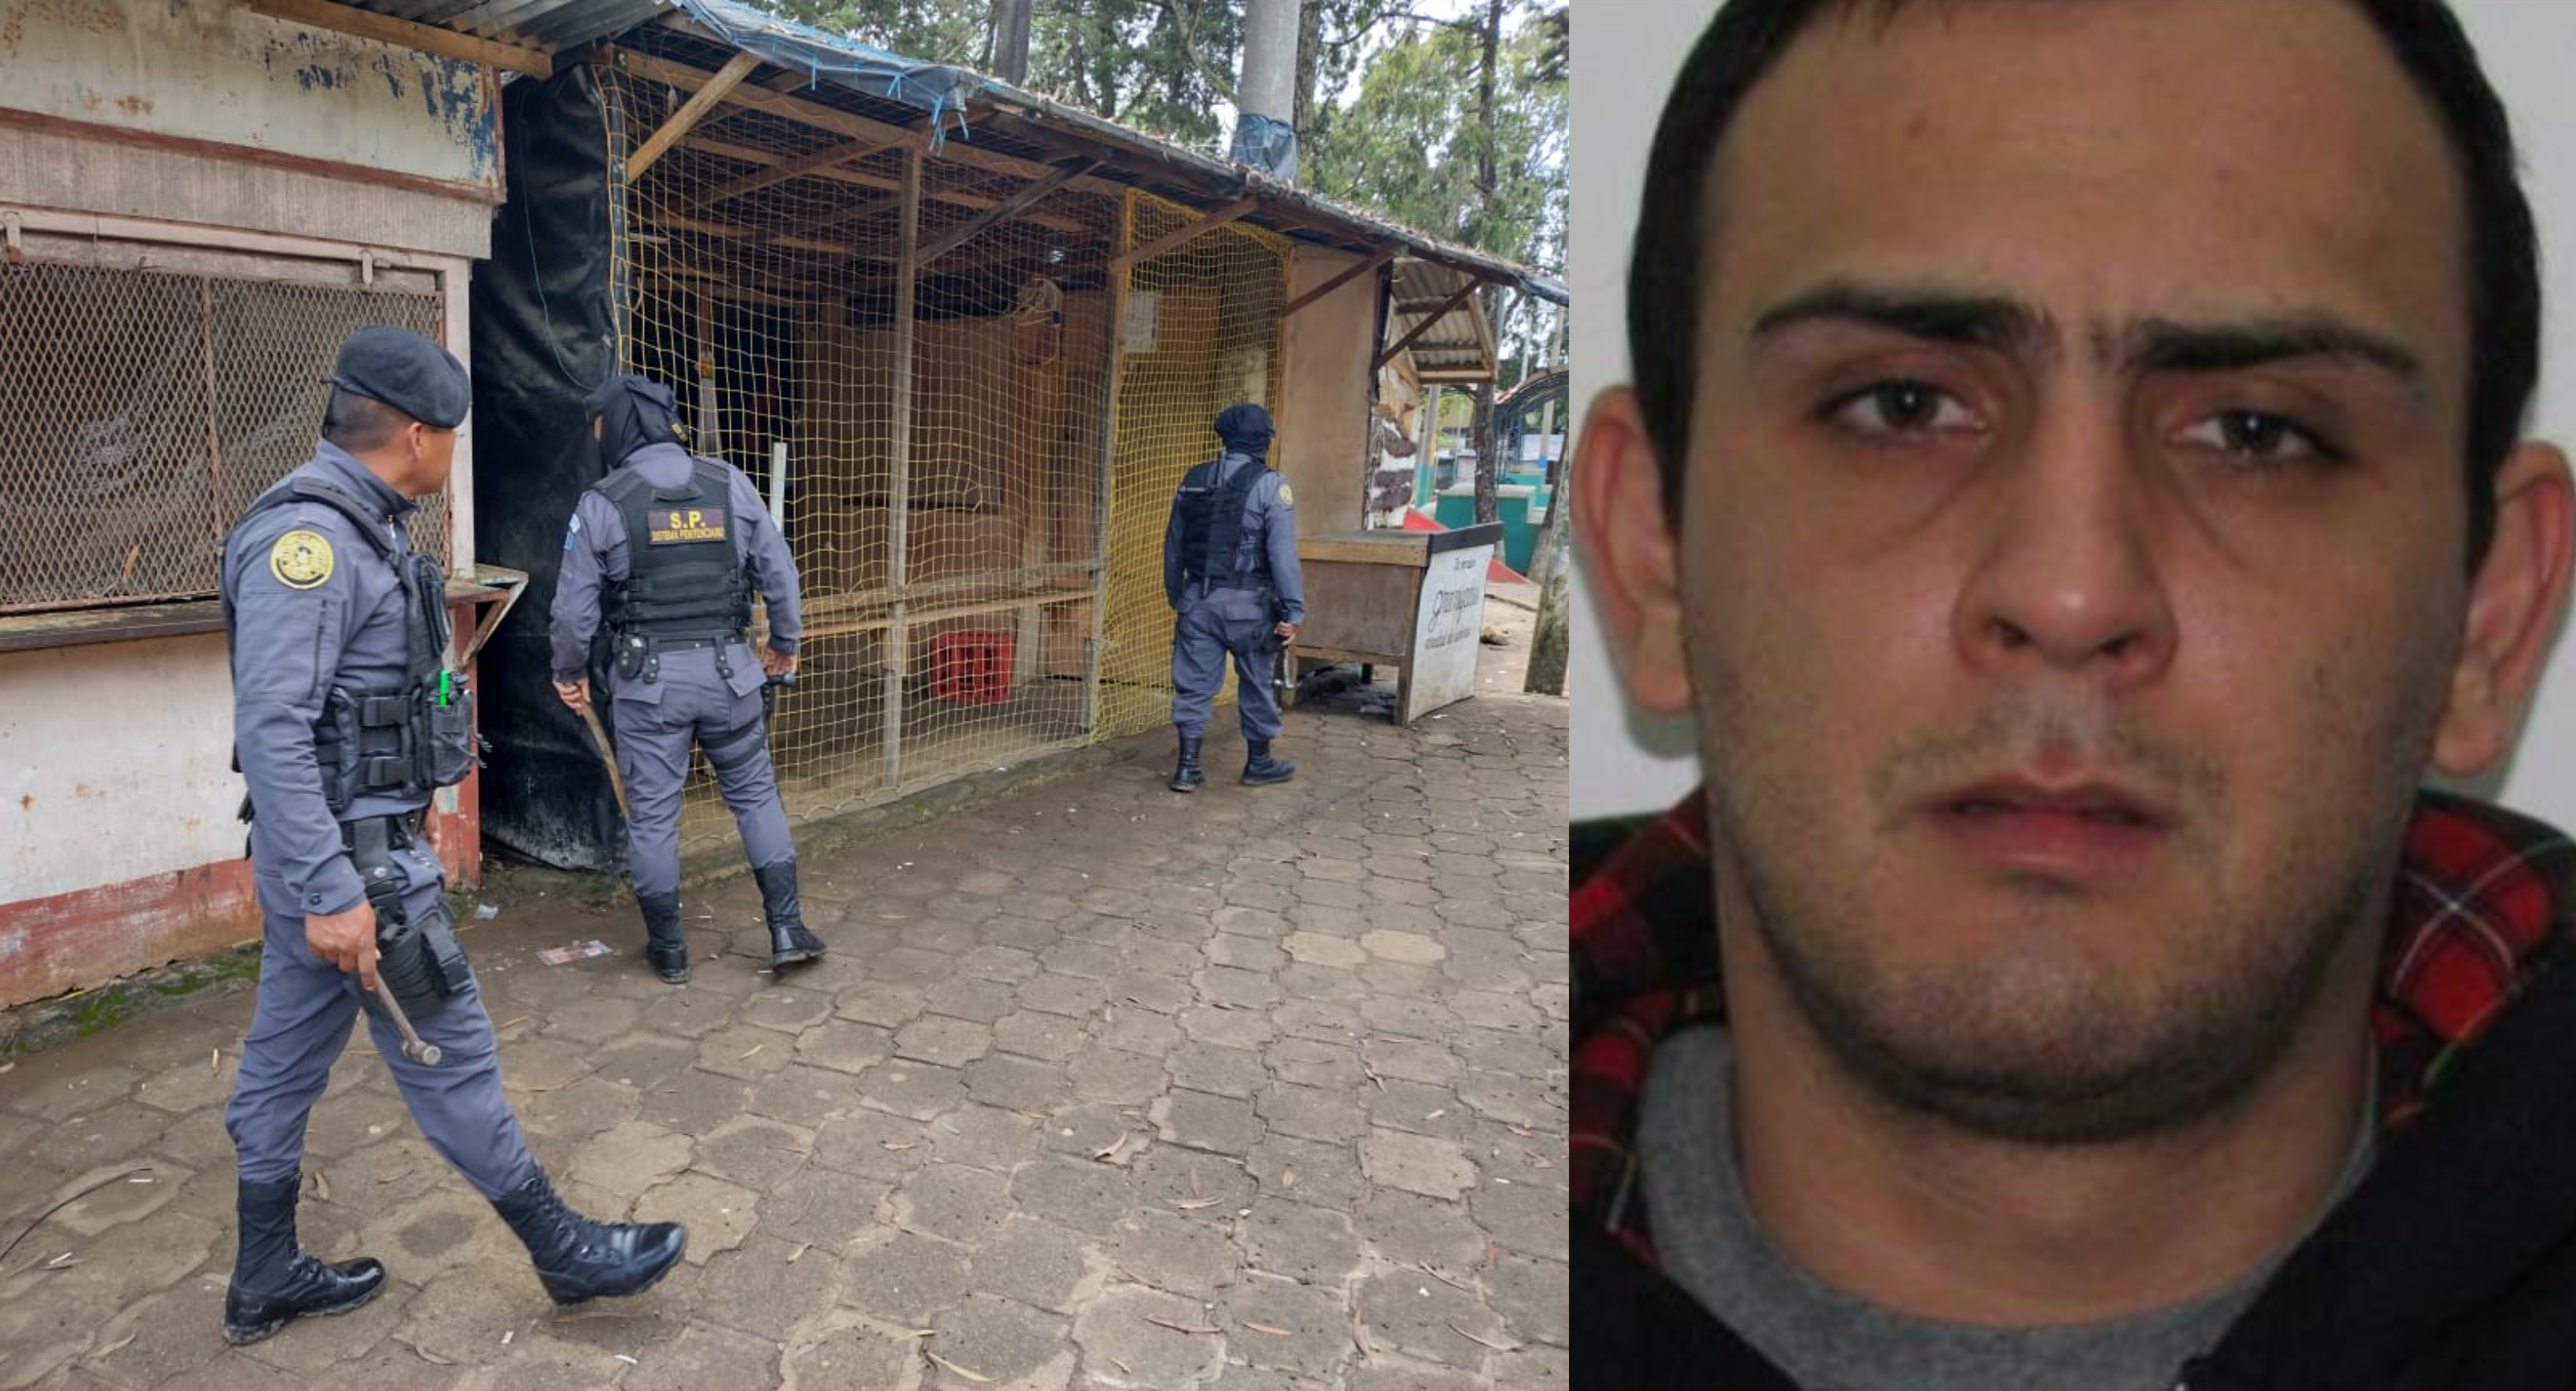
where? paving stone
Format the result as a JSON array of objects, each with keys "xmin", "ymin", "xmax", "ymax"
[
  {"xmin": 974, "ymin": 1216, "xmax": 1098, "ymax": 1316},
  {"xmin": 567, "ymin": 1119, "xmax": 692, "ymax": 1198},
  {"xmin": 1273, "ymin": 999, "xmax": 1365, "ymax": 1043},
  {"xmin": 1256, "ymin": 1082, "xmax": 1372, "ymax": 1145},
  {"xmin": 593, "ymin": 1036, "xmax": 698, "ymax": 1090},
  {"xmin": 1238, "ymin": 1199, "xmax": 1363, "ymax": 1285},
  {"xmin": 1019, "ymin": 973, "xmax": 1111, "ymax": 1019},
  {"xmin": 1071, "ymin": 1283, "xmax": 1228, "ymax": 1389},
  {"xmin": 1264, "ymin": 1037, "xmax": 1365, "ymax": 1093},
  {"xmin": 1358, "ymin": 997, "xmax": 1459, "ymax": 1044},
  {"xmin": 1468, "ymin": 1175, "xmax": 1564, "ymax": 1260},
  {"xmin": 758, "ymin": 1164, "xmax": 891, "ymax": 1254},
  {"xmin": 1359, "ymin": 929, "xmax": 1448, "ymax": 965},
  {"xmin": 1243, "ymin": 1133, "xmax": 1367, "ymax": 1212},
  {"xmin": 1109, "ymin": 970, "xmax": 1196, "ymax": 1015},
  {"xmin": 1106, "ymin": 1209, "xmax": 1243, "ymax": 1296},
  {"xmin": 1097, "ymin": 1007, "xmax": 1184, "ymax": 1058},
  {"xmin": 1128, "ymin": 1142, "xmax": 1257, "ymax": 1219},
  {"xmin": 739, "ymin": 984, "xmax": 837, "ymax": 1034},
  {"xmin": 695, "ymin": 1234, "xmax": 843, "ymax": 1341},
  {"xmin": 837, "ymin": 980, "xmax": 928, "ymax": 1029},
  {"xmin": 1179, "ymin": 1005, "xmax": 1277, "ymax": 1052},
  {"xmin": 1280, "ymin": 932, "xmax": 1368, "ymax": 970},
  {"xmin": 843, "ymin": 1227, "xmax": 975, "ymax": 1323},
  {"xmin": 783, "ymin": 1317, "xmax": 918, "ymax": 1390},
  {"xmin": 794, "ymin": 1018, "xmax": 897, "ymax": 1075},
  {"xmin": 692, "ymin": 1115, "xmax": 814, "ymax": 1191},
  {"xmin": 1347, "ymin": 1355, "xmax": 1488, "ymax": 1391},
  {"xmin": 964, "ymin": 1052, "xmax": 1073, "ymax": 1114},
  {"xmin": 1198, "ymin": 966, "xmax": 1283, "ymax": 1011},
  {"xmin": 929, "ymin": 1292, "xmax": 1074, "ymax": 1389},
  {"xmin": 1356, "ymin": 1269, "xmax": 1513, "ymax": 1370},
  {"xmin": 1167, "ymin": 1042, "xmax": 1269, "ymax": 1100},
  {"xmin": 1219, "ymin": 1275, "xmax": 1354, "ymax": 1380},
  {"xmin": 1207, "ymin": 934, "xmax": 1290, "ymax": 973},
  {"xmin": 635, "ymin": 1066, "xmax": 754, "ymax": 1134},
  {"xmin": 869, "ymin": 945, "xmax": 963, "ymax": 989},
  {"xmin": 991, "ymin": 1009, "xmax": 1087, "ymax": 1062},
  {"xmin": 623, "ymin": 1322, "xmax": 784, "ymax": 1391},
  {"xmin": 641, "ymin": 1169, "xmax": 762, "ymax": 1265},
  {"xmin": 1361, "ymin": 1038, "xmax": 1460, "ymax": 1088},
  {"xmin": 923, "ymin": 976, "xmax": 1020, "ymax": 1025},
  {"xmin": 1450, "ymin": 1029, "xmax": 1556, "ymax": 1080},
  {"xmin": 695, "ymin": 1023, "xmax": 798, "ymax": 1082},
  {"xmin": 1212, "ymin": 905, "xmax": 1294, "ymax": 940},
  {"xmin": 1451, "ymin": 1070, "xmax": 1560, "ymax": 1130},
  {"xmin": 1484, "ymin": 1252, "xmax": 1568, "ymax": 1348},
  {"xmin": 855, "ymin": 1059, "xmax": 970, "ymax": 1121},
  {"xmin": 1484, "ymin": 1340, "xmax": 1571, "ymax": 1389},
  {"xmin": 1354, "ymin": 1188, "xmax": 1487, "ymax": 1270},
  {"xmin": 810, "ymin": 1107, "xmax": 936, "ymax": 1180},
  {"xmin": 1155, "ymin": 1089, "xmax": 1265, "ymax": 1156},
  {"xmin": 1011, "ymin": 1157, "xmax": 1133, "ymax": 1238},
  {"xmin": 896, "ymin": 1014, "xmax": 994, "ymax": 1068}
]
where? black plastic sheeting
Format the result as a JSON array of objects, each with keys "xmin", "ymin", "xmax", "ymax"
[
  {"xmin": 1227, "ymin": 114, "xmax": 1297, "ymax": 183},
  {"xmin": 470, "ymin": 64, "xmax": 627, "ymax": 874}
]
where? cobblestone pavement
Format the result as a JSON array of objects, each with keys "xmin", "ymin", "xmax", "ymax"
[{"xmin": 0, "ymin": 638, "xmax": 1569, "ymax": 1389}]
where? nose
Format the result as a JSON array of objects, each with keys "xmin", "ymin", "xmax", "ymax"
[{"xmin": 1953, "ymin": 418, "xmax": 2177, "ymax": 692}]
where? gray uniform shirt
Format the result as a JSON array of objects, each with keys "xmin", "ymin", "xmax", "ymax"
[
  {"xmin": 224, "ymin": 443, "xmax": 427, "ymax": 919},
  {"xmin": 1161, "ymin": 450, "xmax": 1305, "ymax": 621},
  {"xmin": 547, "ymin": 441, "xmax": 803, "ymax": 680},
  {"xmin": 1639, "ymin": 1025, "xmax": 2376, "ymax": 1391}
]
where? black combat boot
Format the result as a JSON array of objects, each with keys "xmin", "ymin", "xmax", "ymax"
[
  {"xmin": 638, "ymin": 890, "xmax": 687, "ymax": 984},
  {"xmin": 221, "ymin": 1174, "xmax": 387, "ymax": 1345},
  {"xmin": 1170, "ymin": 733, "xmax": 1206, "ymax": 793},
  {"xmin": 490, "ymin": 1168, "xmax": 686, "ymax": 1307},
  {"xmin": 754, "ymin": 860, "xmax": 826, "ymax": 968},
  {"xmin": 1241, "ymin": 739, "xmax": 1296, "ymax": 785}
]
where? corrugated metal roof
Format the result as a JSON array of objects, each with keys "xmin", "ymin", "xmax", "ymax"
[
  {"xmin": 345, "ymin": 0, "xmax": 676, "ymax": 52},
  {"xmin": 1388, "ymin": 258, "xmax": 1500, "ymax": 385}
]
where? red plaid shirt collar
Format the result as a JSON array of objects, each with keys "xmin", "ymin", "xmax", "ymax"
[{"xmin": 1571, "ymin": 787, "xmax": 2576, "ymax": 1262}]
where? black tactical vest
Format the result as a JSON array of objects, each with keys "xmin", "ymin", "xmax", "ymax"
[
  {"xmin": 597, "ymin": 456, "xmax": 754, "ymax": 645},
  {"xmin": 1178, "ymin": 456, "xmax": 1271, "ymax": 591},
  {"xmin": 224, "ymin": 477, "xmax": 476, "ymax": 817}
]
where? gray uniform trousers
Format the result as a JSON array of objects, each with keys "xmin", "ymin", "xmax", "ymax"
[
  {"xmin": 613, "ymin": 643, "xmax": 796, "ymax": 900},
  {"xmin": 1170, "ymin": 583, "xmax": 1283, "ymax": 741},
  {"xmin": 223, "ymin": 830, "xmax": 537, "ymax": 1199}
]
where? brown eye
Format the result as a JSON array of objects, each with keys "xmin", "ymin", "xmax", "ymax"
[
  {"xmin": 2177, "ymin": 409, "xmax": 2341, "ymax": 469},
  {"xmin": 1825, "ymin": 380, "xmax": 1976, "ymax": 437}
]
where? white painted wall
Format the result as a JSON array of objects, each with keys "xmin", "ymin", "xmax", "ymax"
[
  {"xmin": 1570, "ymin": 0, "xmax": 2576, "ymax": 834},
  {"xmin": 1, "ymin": 0, "xmax": 499, "ymax": 193},
  {"xmin": 0, "ymin": 636, "xmax": 242, "ymax": 902}
]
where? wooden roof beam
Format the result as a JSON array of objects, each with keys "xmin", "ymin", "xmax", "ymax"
[
  {"xmin": 1110, "ymin": 197, "xmax": 1260, "ymax": 273},
  {"xmin": 1374, "ymin": 279, "xmax": 1485, "ymax": 371},
  {"xmin": 626, "ymin": 51, "xmax": 762, "ymax": 182},
  {"xmin": 916, "ymin": 159, "xmax": 1095, "ymax": 266},
  {"xmin": 242, "ymin": 0, "xmax": 552, "ymax": 77},
  {"xmin": 1282, "ymin": 245, "xmax": 1395, "ymax": 320}
]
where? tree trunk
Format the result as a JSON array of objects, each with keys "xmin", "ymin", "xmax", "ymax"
[
  {"xmin": 1470, "ymin": 376, "xmax": 1499, "ymax": 529},
  {"xmin": 1232, "ymin": 0, "xmax": 1301, "ymax": 179},
  {"xmin": 1294, "ymin": 0, "xmax": 1324, "ymax": 156},
  {"xmin": 1524, "ymin": 484, "xmax": 1571, "ymax": 695},
  {"xmin": 990, "ymin": 0, "xmax": 1033, "ymax": 84}
]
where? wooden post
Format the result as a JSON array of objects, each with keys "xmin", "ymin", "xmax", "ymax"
[
  {"xmin": 1081, "ymin": 193, "xmax": 1134, "ymax": 737},
  {"xmin": 880, "ymin": 146, "xmax": 922, "ymax": 789},
  {"xmin": 695, "ymin": 296, "xmax": 721, "ymax": 460}
]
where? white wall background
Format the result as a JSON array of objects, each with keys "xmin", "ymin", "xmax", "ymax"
[{"xmin": 1569, "ymin": 0, "xmax": 2576, "ymax": 831}]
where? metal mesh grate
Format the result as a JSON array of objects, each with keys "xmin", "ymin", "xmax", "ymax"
[
  {"xmin": 603, "ymin": 69, "xmax": 1125, "ymax": 854},
  {"xmin": 0, "ymin": 259, "xmax": 449, "ymax": 613},
  {"xmin": 1091, "ymin": 190, "xmax": 1290, "ymax": 742}
]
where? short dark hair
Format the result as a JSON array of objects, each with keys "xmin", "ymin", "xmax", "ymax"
[
  {"xmin": 321, "ymin": 388, "xmax": 411, "ymax": 452},
  {"xmin": 1628, "ymin": 0, "xmax": 2538, "ymax": 564}
]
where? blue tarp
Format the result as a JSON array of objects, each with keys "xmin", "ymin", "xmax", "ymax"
[{"xmin": 673, "ymin": 0, "xmax": 975, "ymax": 138}]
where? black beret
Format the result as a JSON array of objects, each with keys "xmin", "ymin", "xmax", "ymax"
[
  {"xmin": 1215, "ymin": 402, "xmax": 1274, "ymax": 445},
  {"xmin": 326, "ymin": 325, "xmax": 470, "ymax": 429}
]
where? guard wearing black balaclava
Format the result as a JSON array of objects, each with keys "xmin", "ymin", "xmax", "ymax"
[
  {"xmin": 1159, "ymin": 403, "xmax": 1308, "ymax": 790},
  {"xmin": 546, "ymin": 373, "xmax": 826, "ymax": 981}
]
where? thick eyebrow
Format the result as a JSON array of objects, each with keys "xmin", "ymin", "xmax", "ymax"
[
  {"xmin": 2115, "ymin": 316, "xmax": 2425, "ymax": 396},
  {"xmin": 1747, "ymin": 281, "xmax": 2057, "ymax": 358}
]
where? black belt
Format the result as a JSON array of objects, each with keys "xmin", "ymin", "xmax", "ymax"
[{"xmin": 339, "ymin": 808, "xmax": 425, "ymax": 854}]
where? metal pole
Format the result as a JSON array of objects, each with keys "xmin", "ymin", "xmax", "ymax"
[{"xmin": 880, "ymin": 147, "xmax": 922, "ymax": 789}]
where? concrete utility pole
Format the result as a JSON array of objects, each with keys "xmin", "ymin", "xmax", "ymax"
[
  {"xmin": 1232, "ymin": 0, "xmax": 1302, "ymax": 180},
  {"xmin": 1524, "ymin": 304, "xmax": 1573, "ymax": 696},
  {"xmin": 991, "ymin": 0, "xmax": 1032, "ymax": 84}
]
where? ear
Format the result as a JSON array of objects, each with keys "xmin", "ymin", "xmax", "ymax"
[
  {"xmin": 1574, "ymin": 388, "xmax": 1694, "ymax": 716},
  {"xmin": 2431, "ymin": 442, "xmax": 2576, "ymax": 778}
]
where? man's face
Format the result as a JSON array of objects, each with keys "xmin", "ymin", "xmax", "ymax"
[
  {"xmin": 1676, "ymin": 0, "xmax": 2485, "ymax": 1139},
  {"xmin": 412, "ymin": 423, "xmax": 459, "ymax": 497}
]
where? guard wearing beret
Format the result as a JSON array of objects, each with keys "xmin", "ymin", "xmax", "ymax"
[
  {"xmin": 546, "ymin": 374, "xmax": 822, "ymax": 984},
  {"xmin": 1162, "ymin": 403, "xmax": 1306, "ymax": 791},
  {"xmin": 217, "ymin": 327, "xmax": 685, "ymax": 1347}
]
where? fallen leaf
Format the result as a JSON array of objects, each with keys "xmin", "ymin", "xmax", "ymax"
[
  {"xmin": 740, "ymin": 1045, "xmax": 764, "ymax": 1060},
  {"xmin": 1450, "ymin": 1322, "xmax": 1520, "ymax": 1352},
  {"xmin": 1111, "ymin": 1357, "xmax": 1133, "ymax": 1374},
  {"xmin": 502, "ymin": 1331, "xmax": 514, "ymax": 1345},
  {"xmin": 1352, "ymin": 1307, "xmax": 1372, "ymax": 1359},
  {"xmin": 309, "ymin": 1170, "xmax": 331, "ymax": 1203},
  {"xmin": 1146, "ymin": 1316, "xmax": 1223, "ymax": 1335},
  {"xmin": 1282, "ymin": 1168, "xmax": 1297, "ymax": 1189},
  {"xmin": 1507, "ymin": 1125, "xmax": 1533, "ymax": 1138},
  {"xmin": 923, "ymin": 1348, "xmax": 993, "ymax": 1382},
  {"xmin": 92, "ymin": 1333, "xmax": 137, "ymax": 1359},
  {"xmin": 1242, "ymin": 1322, "xmax": 1293, "ymax": 1337},
  {"xmin": 1093, "ymin": 1133, "xmax": 1129, "ymax": 1162},
  {"xmin": 1170, "ymin": 1197, "xmax": 1223, "ymax": 1210},
  {"xmin": 397, "ymin": 1337, "xmax": 456, "ymax": 1367},
  {"xmin": 1425, "ymin": 1108, "xmax": 1446, "ymax": 1121},
  {"xmin": 1526, "ymin": 1150, "xmax": 1554, "ymax": 1170},
  {"xmin": 787, "ymin": 1242, "xmax": 810, "ymax": 1263},
  {"xmin": 210, "ymin": 1050, "xmax": 220, "ymax": 1074},
  {"xmin": 1420, "ymin": 1262, "xmax": 1474, "ymax": 1292},
  {"xmin": 1189, "ymin": 1164, "xmax": 1203, "ymax": 1198},
  {"xmin": 882, "ymin": 1142, "xmax": 916, "ymax": 1151},
  {"xmin": 614, "ymin": 1354, "xmax": 639, "ymax": 1365}
]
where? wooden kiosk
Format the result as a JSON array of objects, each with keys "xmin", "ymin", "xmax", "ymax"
[{"xmin": 1283, "ymin": 523, "xmax": 1503, "ymax": 725}]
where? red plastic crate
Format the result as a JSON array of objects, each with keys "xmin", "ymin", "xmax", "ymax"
[{"xmin": 930, "ymin": 630, "xmax": 1014, "ymax": 704}]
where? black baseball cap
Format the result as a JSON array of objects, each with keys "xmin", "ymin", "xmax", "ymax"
[{"xmin": 326, "ymin": 326, "xmax": 470, "ymax": 429}]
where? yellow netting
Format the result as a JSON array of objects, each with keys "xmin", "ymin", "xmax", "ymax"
[
  {"xmin": 600, "ymin": 66, "xmax": 1124, "ymax": 853},
  {"xmin": 1091, "ymin": 189, "xmax": 1289, "ymax": 741}
]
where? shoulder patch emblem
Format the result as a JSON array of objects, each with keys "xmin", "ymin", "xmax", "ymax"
[
  {"xmin": 1276, "ymin": 483, "xmax": 1294, "ymax": 507},
  {"xmin": 269, "ymin": 530, "xmax": 334, "ymax": 590}
]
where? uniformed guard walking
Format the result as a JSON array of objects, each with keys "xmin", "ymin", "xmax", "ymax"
[
  {"xmin": 1163, "ymin": 403, "xmax": 1305, "ymax": 791},
  {"xmin": 219, "ymin": 328, "xmax": 686, "ymax": 1347},
  {"xmin": 548, "ymin": 373, "xmax": 824, "ymax": 984}
]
